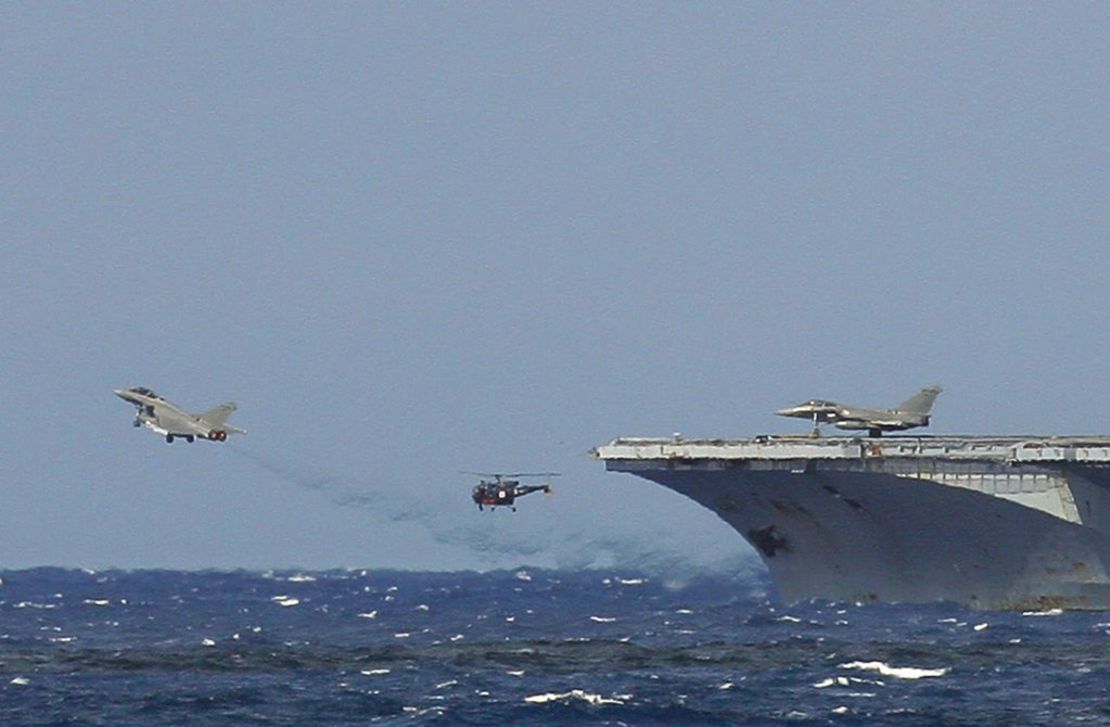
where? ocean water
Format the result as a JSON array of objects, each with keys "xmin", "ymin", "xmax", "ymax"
[{"xmin": 1, "ymin": 568, "xmax": 1109, "ymax": 725}]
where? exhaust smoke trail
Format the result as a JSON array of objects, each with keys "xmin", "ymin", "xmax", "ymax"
[
  {"xmin": 229, "ymin": 444, "xmax": 753, "ymax": 576},
  {"xmin": 230, "ymin": 445, "xmax": 559, "ymax": 562}
]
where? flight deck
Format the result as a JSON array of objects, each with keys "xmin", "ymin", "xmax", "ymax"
[{"xmin": 595, "ymin": 434, "xmax": 1110, "ymax": 464}]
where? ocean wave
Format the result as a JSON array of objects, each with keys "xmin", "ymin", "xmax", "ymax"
[{"xmin": 0, "ymin": 568, "xmax": 1108, "ymax": 725}]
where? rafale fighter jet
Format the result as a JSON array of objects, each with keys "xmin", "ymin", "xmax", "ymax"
[
  {"xmin": 114, "ymin": 387, "xmax": 246, "ymax": 444},
  {"xmin": 776, "ymin": 386, "xmax": 942, "ymax": 437}
]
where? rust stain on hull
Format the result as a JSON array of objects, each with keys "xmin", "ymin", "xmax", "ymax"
[{"xmin": 748, "ymin": 525, "xmax": 790, "ymax": 558}]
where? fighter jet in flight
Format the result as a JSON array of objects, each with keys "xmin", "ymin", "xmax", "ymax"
[
  {"xmin": 776, "ymin": 386, "xmax": 942, "ymax": 437},
  {"xmin": 114, "ymin": 387, "xmax": 246, "ymax": 444}
]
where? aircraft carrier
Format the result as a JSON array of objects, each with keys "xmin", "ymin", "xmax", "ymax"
[{"xmin": 593, "ymin": 434, "xmax": 1110, "ymax": 610}]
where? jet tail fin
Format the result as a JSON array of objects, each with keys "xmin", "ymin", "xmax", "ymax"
[
  {"xmin": 200, "ymin": 402, "xmax": 238, "ymax": 428},
  {"xmin": 897, "ymin": 386, "xmax": 942, "ymax": 414}
]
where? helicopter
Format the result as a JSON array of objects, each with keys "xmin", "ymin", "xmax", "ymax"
[{"xmin": 466, "ymin": 472, "xmax": 558, "ymax": 511}]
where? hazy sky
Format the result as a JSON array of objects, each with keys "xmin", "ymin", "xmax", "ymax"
[{"xmin": 3, "ymin": 3, "xmax": 1109, "ymax": 573}]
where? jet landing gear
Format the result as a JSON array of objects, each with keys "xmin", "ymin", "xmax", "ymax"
[{"xmin": 164, "ymin": 434, "xmax": 197, "ymax": 444}]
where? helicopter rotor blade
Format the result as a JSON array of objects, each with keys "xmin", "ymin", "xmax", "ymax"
[{"xmin": 460, "ymin": 471, "xmax": 560, "ymax": 479}]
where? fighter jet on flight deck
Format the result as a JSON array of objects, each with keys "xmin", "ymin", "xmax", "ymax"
[
  {"xmin": 114, "ymin": 387, "xmax": 246, "ymax": 444},
  {"xmin": 776, "ymin": 386, "xmax": 942, "ymax": 437}
]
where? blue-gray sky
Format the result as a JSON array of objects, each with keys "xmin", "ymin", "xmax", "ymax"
[{"xmin": 3, "ymin": 3, "xmax": 1109, "ymax": 572}]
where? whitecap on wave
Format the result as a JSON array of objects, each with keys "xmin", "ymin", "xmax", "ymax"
[
  {"xmin": 525, "ymin": 689, "xmax": 627, "ymax": 706},
  {"xmin": 839, "ymin": 661, "xmax": 948, "ymax": 679},
  {"xmin": 603, "ymin": 577, "xmax": 645, "ymax": 586},
  {"xmin": 814, "ymin": 676, "xmax": 883, "ymax": 689}
]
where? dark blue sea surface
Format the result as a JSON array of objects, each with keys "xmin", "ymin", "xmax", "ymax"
[{"xmin": 0, "ymin": 567, "xmax": 1108, "ymax": 725}]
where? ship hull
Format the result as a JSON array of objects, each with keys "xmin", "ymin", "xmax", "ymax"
[{"xmin": 630, "ymin": 467, "xmax": 1110, "ymax": 610}]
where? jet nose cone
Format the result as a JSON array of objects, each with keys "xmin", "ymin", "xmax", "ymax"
[
  {"xmin": 775, "ymin": 405, "xmax": 804, "ymax": 416},
  {"xmin": 114, "ymin": 388, "xmax": 137, "ymax": 403}
]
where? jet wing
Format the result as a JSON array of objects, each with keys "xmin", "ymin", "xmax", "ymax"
[
  {"xmin": 834, "ymin": 418, "xmax": 914, "ymax": 431},
  {"xmin": 157, "ymin": 407, "xmax": 213, "ymax": 436}
]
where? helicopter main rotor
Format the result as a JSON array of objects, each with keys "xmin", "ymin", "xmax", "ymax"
[{"xmin": 461, "ymin": 471, "xmax": 560, "ymax": 483}]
